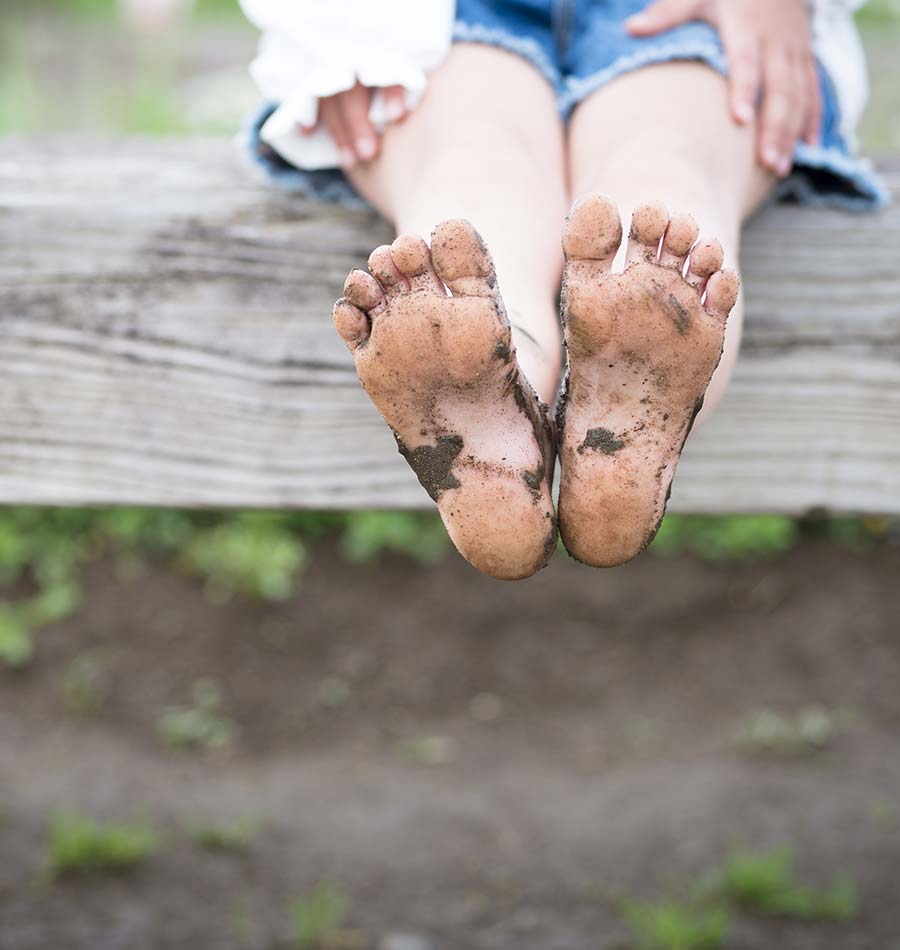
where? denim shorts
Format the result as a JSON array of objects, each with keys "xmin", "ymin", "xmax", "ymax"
[{"xmin": 247, "ymin": 0, "xmax": 888, "ymax": 211}]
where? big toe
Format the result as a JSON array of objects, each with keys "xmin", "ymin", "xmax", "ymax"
[
  {"xmin": 562, "ymin": 193, "xmax": 622, "ymax": 267},
  {"xmin": 430, "ymin": 219, "xmax": 497, "ymax": 297}
]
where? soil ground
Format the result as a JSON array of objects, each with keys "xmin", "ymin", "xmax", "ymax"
[{"xmin": 2, "ymin": 540, "xmax": 900, "ymax": 949}]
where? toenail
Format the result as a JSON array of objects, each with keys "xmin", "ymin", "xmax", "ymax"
[{"xmin": 356, "ymin": 137, "xmax": 376, "ymax": 161}]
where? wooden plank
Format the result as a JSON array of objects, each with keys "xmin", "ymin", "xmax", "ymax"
[{"xmin": 1, "ymin": 139, "xmax": 898, "ymax": 513}]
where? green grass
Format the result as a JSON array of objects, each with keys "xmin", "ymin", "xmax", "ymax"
[
  {"xmin": 622, "ymin": 900, "xmax": 729, "ymax": 950},
  {"xmin": 650, "ymin": 515, "xmax": 798, "ymax": 560},
  {"xmin": 289, "ymin": 881, "xmax": 350, "ymax": 949},
  {"xmin": 180, "ymin": 512, "xmax": 308, "ymax": 602},
  {"xmin": 186, "ymin": 817, "xmax": 260, "ymax": 852},
  {"xmin": 1, "ymin": 505, "xmax": 897, "ymax": 675},
  {"xmin": 737, "ymin": 706, "xmax": 845, "ymax": 757},
  {"xmin": 47, "ymin": 812, "xmax": 157, "ymax": 876},
  {"xmin": 0, "ymin": 507, "xmax": 451, "ymax": 669},
  {"xmin": 713, "ymin": 848, "xmax": 858, "ymax": 921},
  {"xmin": 620, "ymin": 846, "xmax": 858, "ymax": 948},
  {"xmin": 158, "ymin": 678, "xmax": 238, "ymax": 751}
]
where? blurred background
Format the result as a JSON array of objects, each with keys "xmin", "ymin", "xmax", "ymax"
[{"xmin": 2, "ymin": 2, "xmax": 900, "ymax": 949}]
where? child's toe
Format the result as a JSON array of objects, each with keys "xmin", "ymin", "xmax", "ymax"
[
  {"xmin": 685, "ymin": 238, "xmax": 724, "ymax": 293},
  {"xmin": 368, "ymin": 245, "xmax": 411, "ymax": 296},
  {"xmin": 704, "ymin": 268, "xmax": 740, "ymax": 322},
  {"xmin": 562, "ymin": 193, "xmax": 622, "ymax": 271},
  {"xmin": 390, "ymin": 234, "xmax": 445, "ymax": 293},
  {"xmin": 332, "ymin": 298, "xmax": 370, "ymax": 350},
  {"xmin": 626, "ymin": 201, "xmax": 668, "ymax": 265},
  {"xmin": 343, "ymin": 268, "xmax": 385, "ymax": 312},
  {"xmin": 659, "ymin": 211, "xmax": 698, "ymax": 271},
  {"xmin": 430, "ymin": 219, "xmax": 497, "ymax": 297}
]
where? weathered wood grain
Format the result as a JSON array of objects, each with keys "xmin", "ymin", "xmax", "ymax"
[{"xmin": 1, "ymin": 139, "xmax": 898, "ymax": 512}]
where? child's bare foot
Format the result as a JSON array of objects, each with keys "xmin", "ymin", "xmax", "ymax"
[
  {"xmin": 558, "ymin": 195, "xmax": 739, "ymax": 567},
  {"xmin": 333, "ymin": 220, "xmax": 556, "ymax": 580}
]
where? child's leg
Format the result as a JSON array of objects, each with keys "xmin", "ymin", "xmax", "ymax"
[
  {"xmin": 556, "ymin": 62, "xmax": 776, "ymax": 567},
  {"xmin": 347, "ymin": 44, "xmax": 569, "ymax": 404},
  {"xmin": 567, "ymin": 62, "xmax": 775, "ymax": 415},
  {"xmin": 333, "ymin": 45, "xmax": 568, "ymax": 580}
]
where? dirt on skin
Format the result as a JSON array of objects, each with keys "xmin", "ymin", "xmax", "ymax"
[{"xmin": 2, "ymin": 539, "xmax": 900, "ymax": 950}]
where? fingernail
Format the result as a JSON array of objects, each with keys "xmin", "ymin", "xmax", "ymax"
[
  {"xmin": 734, "ymin": 102, "xmax": 753, "ymax": 124},
  {"xmin": 356, "ymin": 137, "xmax": 376, "ymax": 162},
  {"xmin": 626, "ymin": 13, "xmax": 648, "ymax": 28},
  {"xmin": 762, "ymin": 145, "xmax": 779, "ymax": 169},
  {"xmin": 384, "ymin": 100, "xmax": 405, "ymax": 122},
  {"xmin": 339, "ymin": 148, "xmax": 357, "ymax": 169},
  {"xmin": 778, "ymin": 155, "xmax": 792, "ymax": 176}
]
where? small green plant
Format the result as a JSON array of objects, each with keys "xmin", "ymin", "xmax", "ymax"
[
  {"xmin": 187, "ymin": 817, "xmax": 259, "ymax": 852},
  {"xmin": 181, "ymin": 512, "xmax": 306, "ymax": 601},
  {"xmin": 0, "ymin": 605, "xmax": 32, "ymax": 668},
  {"xmin": 47, "ymin": 812, "xmax": 157, "ymax": 876},
  {"xmin": 714, "ymin": 848, "xmax": 858, "ymax": 921},
  {"xmin": 158, "ymin": 678, "xmax": 238, "ymax": 751},
  {"xmin": 622, "ymin": 900, "xmax": 729, "ymax": 950},
  {"xmin": 338, "ymin": 511, "xmax": 449, "ymax": 565},
  {"xmin": 398, "ymin": 735, "xmax": 459, "ymax": 766},
  {"xmin": 651, "ymin": 514, "xmax": 798, "ymax": 561},
  {"xmin": 290, "ymin": 881, "xmax": 350, "ymax": 949},
  {"xmin": 737, "ymin": 707, "xmax": 842, "ymax": 757}
]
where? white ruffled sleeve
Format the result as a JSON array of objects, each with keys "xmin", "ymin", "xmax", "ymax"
[
  {"xmin": 810, "ymin": 0, "xmax": 869, "ymax": 141},
  {"xmin": 239, "ymin": 0, "xmax": 455, "ymax": 170}
]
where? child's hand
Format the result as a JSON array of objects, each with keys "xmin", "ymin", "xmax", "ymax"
[
  {"xmin": 302, "ymin": 82, "xmax": 408, "ymax": 170},
  {"xmin": 626, "ymin": 0, "xmax": 821, "ymax": 177}
]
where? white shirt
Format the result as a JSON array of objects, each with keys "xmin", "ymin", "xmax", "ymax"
[{"xmin": 240, "ymin": 0, "xmax": 870, "ymax": 170}]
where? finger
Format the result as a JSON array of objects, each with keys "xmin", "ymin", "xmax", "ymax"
[
  {"xmin": 758, "ymin": 49, "xmax": 795, "ymax": 177},
  {"xmin": 381, "ymin": 85, "xmax": 408, "ymax": 124},
  {"xmin": 802, "ymin": 56, "xmax": 822, "ymax": 145},
  {"xmin": 320, "ymin": 98, "xmax": 357, "ymax": 170},
  {"xmin": 299, "ymin": 101, "xmax": 319, "ymax": 136},
  {"xmin": 338, "ymin": 82, "xmax": 379, "ymax": 164},
  {"xmin": 626, "ymin": 0, "xmax": 696, "ymax": 35},
  {"xmin": 719, "ymin": 15, "xmax": 760, "ymax": 126},
  {"xmin": 781, "ymin": 54, "xmax": 810, "ymax": 170}
]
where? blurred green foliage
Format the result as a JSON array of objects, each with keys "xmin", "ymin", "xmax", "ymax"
[
  {"xmin": 47, "ymin": 811, "xmax": 158, "ymax": 876},
  {"xmin": 186, "ymin": 816, "xmax": 260, "ymax": 852},
  {"xmin": 1, "ymin": 505, "xmax": 897, "ymax": 671},
  {"xmin": 622, "ymin": 900, "xmax": 729, "ymax": 950},
  {"xmin": 650, "ymin": 515, "xmax": 798, "ymax": 560},
  {"xmin": 289, "ymin": 881, "xmax": 350, "ymax": 949},
  {"xmin": 157, "ymin": 677, "xmax": 238, "ymax": 751},
  {"xmin": 620, "ymin": 845, "xmax": 858, "ymax": 949},
  {"xmin": 712, "ymin": 848, "xmax": 858, "ymax": 921},
  {"xmin": 737, "ymin": 706, "xmax": 849, "ymax": 757},
  {"xmin": 0, "ymin": 507, "xmax": 449, "ymax": 669}
]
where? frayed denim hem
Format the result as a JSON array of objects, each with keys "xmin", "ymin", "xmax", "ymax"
[
  {"xmin": 241, "ymin": 102, "xmax": 369, "ymax": 210},
  {"xmin": 561, "ymin": 44, "xmax": 888, "ymax": 211},
  {"xmin": 452, "ymin": 20, "xmax": 561, "ymax": 90},
  {"xmin": 242, "ymin": 53, "xmax": 889, "ymax": 214},
  {"xmin": 780, "ymin": 142, "xmax": 891, "ymax": 211}
]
